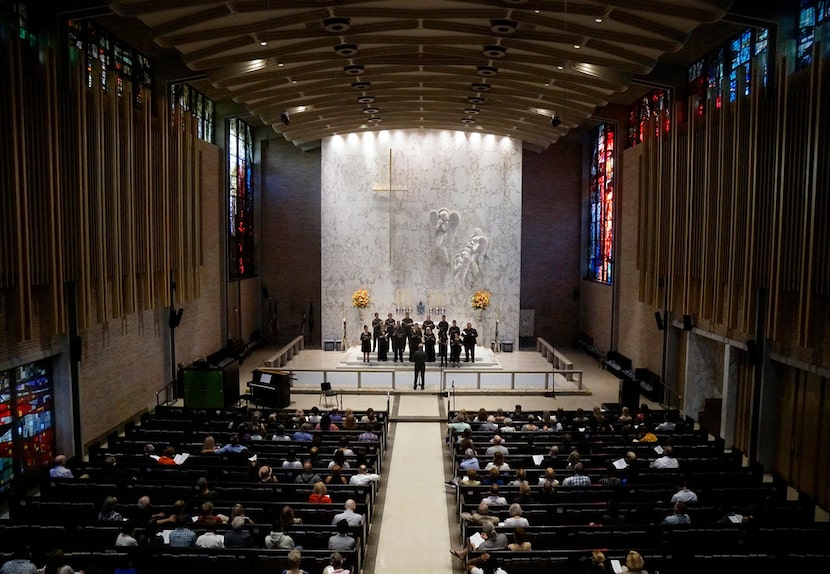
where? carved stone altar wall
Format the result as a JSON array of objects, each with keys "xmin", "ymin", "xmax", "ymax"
[{"xmin": 321, "ymin": 130, "xmax": 521, "ymax": 346}]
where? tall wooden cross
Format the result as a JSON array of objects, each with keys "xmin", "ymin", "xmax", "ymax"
[{"xmin": 372, "ymin": 149, "xmax": 406, "ymax": 264}]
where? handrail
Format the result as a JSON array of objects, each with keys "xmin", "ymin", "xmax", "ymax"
[{"xmin": 263, "ymin": 334, "xmax": 305, "ymax": 367}]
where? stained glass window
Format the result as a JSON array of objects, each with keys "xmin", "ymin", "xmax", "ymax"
[
  {"xmin": 627, "ymin": 88, "xmax": 671, "ymax": 147},
  {"xmin": 798, "ymin": 0, "xmax": 830, "ymax": 68},
  {"xmin": 688, "ymin": 27, "xmax": 768, "ymax": 115},
  {"xmin": 229, "ymin": 118, "xmax": 255, "ymax": 279},
  {"xmin": 67, "ymin": 19, "xmax": 152, "ymax": 107},
  {"xmin": 170, "ymin": 83, "xmax": 215, "ymax": 144},
  {"xmin": 588, "ymin": 123, "xmax": 615, "ymax": 284}
]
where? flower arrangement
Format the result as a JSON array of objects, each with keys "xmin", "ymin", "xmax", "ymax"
[
  {"xmin": 471, "ymin": 290, "xmax": 492, "ymax": 311},
  {"xmin": 352, "ymin": 289, "xmax": 370, "ymax": 309}
]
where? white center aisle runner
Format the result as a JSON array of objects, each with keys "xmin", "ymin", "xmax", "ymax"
[{"xmin": 373, "ymin": 395, "xmax": 453, "ymax": 573}]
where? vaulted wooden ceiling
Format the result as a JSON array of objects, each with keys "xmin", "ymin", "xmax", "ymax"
[{"xmin": 108, "ymin": 0, "xmax": 734, "ymax": 151}]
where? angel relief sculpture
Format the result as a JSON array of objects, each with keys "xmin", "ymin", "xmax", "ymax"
[
  {"xmin": 429, "ymin": 208, "xmax": 460, "ymax": 265},
  {"xmin": 454, "ymin": 227, "xmax": 489, "ymax": 288}
]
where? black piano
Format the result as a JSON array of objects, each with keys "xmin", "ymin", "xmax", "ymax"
[{"xmin": 248, "ymin": 368, "xmax": 292, "ymax": 408}]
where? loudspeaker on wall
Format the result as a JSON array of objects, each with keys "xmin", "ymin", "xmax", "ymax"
[
  {"xmin": 682, "ymin": 314, "xmax": 693, "ymax": 331},
  {"xmin": 655, "ymin": 311, "xmax": 665, "ymax": 331},
  {"xmin": 70, "ymin": 335, "xmax": 82, "ymax": 362},
  {"xmin": 746, "ymin": 339, "xmax": 761, "ymax": 366}
]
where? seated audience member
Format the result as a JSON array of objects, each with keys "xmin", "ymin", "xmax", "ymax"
[
  {"xmin": 328, "ymin": 450, "xmax": 350, "ymax": 470},
  {"xmin": 317, "ymin": 413, "xmax": 339, "ymax": 431},
  {"xmin": 460, "ymin": 448, "xmax": 480, "ymax": 471},
  {"xmin": 138, "ymin": 519, "xmax": 165, "ymax": 547},
  {"xmin": 194, "ymin": 476, "xmax": 217, "ymax": 504},
  {"xmin": 633, "ymin": 427, "xmax": 658, "ymax": 443},
  {"xmin": 272, "ymin": 424, "xmax": 292, "ymax": 441},
  {"xmin": 295, "ymin": 460, "xmax": 323, "ymax": 484},
  {"xmin": 671, "ymin": 480, "xmax": 698, "ymax": 504},
  {"xmin": 513, "ymin": 482, "xmax": 535, "ymax": 505},
  {"xmin": 292, "ymin": 423, "xmax": 314, "ymax": 442},
  {"xmin": 195, "ymin": 516, "xmax": 224, "ymax": 548},
  {"xmin": 195, "ymin": 500, "xmax": 228, "ymax": 524},
  {"xmin": 264, "ymin": 519, "xmax": 296, "ymax": 549},
  {"xmin": 661, "ymin": 501, "xmax": 691, "ymax": 525},
  {"xmin": 114, "ymin": 521, "xmax": 138, "ymax": 547},
  {"xmin": 482, "ymin": 467, "xmax": 504, "ymax": 486},
  {"xmin": 508, "ymin": 526, "xmax": 532, "ymax": 551},
  {"xmin": 537, "ymin": 467, "xmax": 559, "ymax": 487},
  {"xmin": 481, "ymin": 484, "xmax": 508, "ymax": 506},
  {"xmin": 466, "ymin": 552, "xmax": 507, "ymax": 574},
  {"xmin": 599, "ymin": 499, "xmax": 627, "ymax": 525},
  {"xmin": 0, "ymin": 546, "xmax": 37, "ymax": 574},
  {"xmin": 342, "ymin": 414, "xmax": 357, "ymax": 430},
  {"xmin": 283, "ymin": 549, "xmax": 309, "ymax": 574},
  {"xmin": 479, "ymin": 415, "xmax": 499, "ymax": 433},
  {"xmin": 536, "ymin": 480, "xmax": 557, "ymax": 503},
  {"xmin": 134, "ymin": 495, "xmax": 170, "ymax": 527},
  {"xmin": 49, "ymin": 455, "xmax": 73, "ymax": 479},
  {"xmin": 586, "ymin": 550, "xmax": 611, "ymax": 574},
  {"xmin": 335, "ymin": 437, "xmax": 355, "ymax": 456},
  {"xmin": 349, "ymin": 464, "xmax": 380, "ymax": 486},
  {"xmin": 282, "ymin": 450, "xmax": 303, "ymax": 469},
  {"xmin": 157, "ymin": 446, "xmax": 177, "ymax": 465},
  {"xmin": 332, "ymin": 498, "xmax": 363, "ymax": 526},
  {"xmin": 37, "ymin": 549, "xmax": 85, "ymax": 574},
  {"xmin": 97, "ymin": 495, "xmax": 123, "ymax": 521},
  {"xmin": 327, "ymin": 519, "xmax": 355, "ymax": 552},
  {"xmin": 484, "ymin": 435, "xmax": 509, "ymax": 456},
  {"xmin": 504, "ymin": 503, "xmax": 529, "ymax": 528},
  {"xmin": 309, "ymin": 481, "xmax": 333, "ymax": 503},
  {"xmin": 484, "ymin": 451, "xmax": 510, "ymax": 471},
  {"xmin": 461, "ymin": 468, "xmax": 481, "ymax": 485},
  {"xmin": 360, "ymin": 407, "xmax": 377, "ymax": 425},
  {"xmin": 509, "ymin": 468, "xmax": 528, "ymax": 486},
  {"xmin": 358, "ymin": 422, "xmax": 379, "ymax": 442},
  {"xmin": 223, "ymin": 516, "xmax": 253, "ymax": 548},
  {"xmin": 562, "ymin": 462, "xmax": 592, "ymax": 486},
  {"xmin": 322, "ymin": 551, "xmax": 350, "ymax": 574},
  {"xmin": 461, "ymin": 501, "xmax": 500, "ymax": 526},
  {"xmin": 280, "ymin": 505, "xmax": 303, "ymax": 528},
  {"xmin": 168, "ymin": 514, "xmax": 197, "ymax": 548},
  {"xmin": 521, "ymin": 415, "xmax": 539, "ymax": 432},
  {"xmin": 259, "ymin": 464, "xmax": 279, "ymax": 484},
  {"xmin": 325, "ymin": 464, "xmax": 348, "ymax": 485},
  {"xmin": 449, "ymin": 520, "xmax": 508, "ymax": 561},
  {"xmin": 200, "ymin": 435, "xmax": 218, "ymax": 453},
  {"xmin": 621, "ymin": 550, "xmax": 648, "ymax": 573},
  {"xmin": 215, "ymin": 433, "xmax": 248, "ymax": 454},
  {"xmin": 230, "ymin": 503, "xmax": 255, "ymax": 525},
  {"xmin": 649, "ymin": 445, "xmax": 679, "ymax": 469}
]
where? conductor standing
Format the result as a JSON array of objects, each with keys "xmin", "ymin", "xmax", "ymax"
[
  {"xmin": 462, "ymin": 322, "xmax": 478, "ymax": 363},
  {"xmin": 413, "ymin": 344, "xmax": 427, "ymax": 389}
]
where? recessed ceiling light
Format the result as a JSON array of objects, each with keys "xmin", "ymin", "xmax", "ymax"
[
  {"xmin": 260, "ymin": 41, "xmax": 267, "ymax": 46},
  {"xmin": 490, "ymin": 19, "xmax": 518, "ymax": 35},
  {"xmin": 482, "ymin": 45, "xmax": 507, "ymax": 58},
  {"xmin": 367, "ymin": 117, "xmax": 382, "ymax": 123},
  {"xmin": 334, "ymin": 44, "xmax": 359, "ymax": 57},
  {"xmin": 461, "ymin": 118, "xmax": 476, "ymax": 124},
  {"xmin": 471, "ymin": 82, "xmax": 491, "ymax": 92},
  {"xmin": 574, "ymin": 44, "xmax": 581, "ymax": 49},
  {"xmin": 357, "ymin": 95, "xmax": 376, "ymax": 103},
  {"xmin": 468, "ymin": 95, "xmax": 486, "ymax": 104},
  {"xmin": 278, "ymin": 62, "xmax": 284, "ymax": 67},
  {"xmin": 363, "ymin": 107, "xmax": 380, "ymax": 114},
  {"xmin": 477, "ymin": 65, "xmax": 498, "ymax": 77},
  {"xmin": 344, "ymin": 65, "xmax": 365, "ymax": 75},
  {"xmin": 351, "ymin": 81, "xmax": 371, "ymax": 90},
  {"xmin": 595, "ymin": 17, "xmax": 603, "ymax": 23},
  {"xmin": 322, "ymin": 17, "xmax": 351, "ymax": 33},
  {"xmin": 464, "ymin": 108, "xmax": 481, "ymax": 115},
  {"xmin": 557, "ymin": 65, "xmax": 564, "ymax": 70}
]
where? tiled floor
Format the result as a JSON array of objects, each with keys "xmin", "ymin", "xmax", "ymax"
[{"xmin": 239, "ymin": 343, "xmax": 658, "ymax": 574}]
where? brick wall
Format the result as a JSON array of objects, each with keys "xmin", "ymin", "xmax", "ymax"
[
  {"xmin": 259, "ymin": 137, "xmax": 322, "ymax": 346},
  {"xmin": 520, "ymin": 140, "xmax": 584, "ymax": 347}
]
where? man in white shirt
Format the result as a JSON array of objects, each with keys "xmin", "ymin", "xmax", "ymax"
[
  {"xmin": 671, "ymin": 481, "xmax": 698, "ymax": 504},
  {"xmin": 332, "ymin": 499, "xmax": 363, "ymax": 526},
  {"xmin": 349, "ymin": 464, "xmax": 380, "ymax": 486},
  {"xmin": 649, "ymin": 445, "xmax": 679, "ymax": 469},
  {"xmin": 195, "ymin": 517, "xmax": 224, "ymax": 548}
]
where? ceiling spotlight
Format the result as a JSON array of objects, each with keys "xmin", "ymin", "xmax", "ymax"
[
  {"xmin": 362, "ymin": 107, "xmax": 380, "ymax": 114},
  {"xmin": 490, "ymin": 19, "xmax": 518, "ymax": 35},
  {"xmin": 357, "ymin": 95, "xmax": 376, "ymax": 103},
  {"xmin": 260, "ymin": 41, "xmax": 267, "ymax": 46},
  {"xmin": 482, "ymin": 45, "xmax": 507, "ymax": 58},
  {"xmin": 477, "ymin": 65, "xmax": 498, "ymax": 77},
  {"xmin": 351, "ymin": 81, "xmax": 371, "ymax": 90},
  {"xmin": 280, "ymin": 111, "xmax": 290, "ymax": 125},
  {"xmin": 343, "ymin": 64, "xmax": 365, "ymax": 75},
  {"xmin": 467, "ymin": 95, "xmax": 486, "ymax": 104},
  {"xmin": 334, "ymin": 43, "xmax": 359, "ymax": 56},
  {"xmin": 367, "ymin": 117, "xmax": 382, "ymax": 123},
  {"xmin": 464, "ymin": 108, "xmax": 481, "ymax": 115},
  {"xmin": 595, "ymin": 17, "xmax": 604, "ymax": 23},
  {"xmin": 322, "ymin": 17, "xmax": 351, "ymax": 33},
  {"xmin": 471, "ymin": 82, "xmax": 491, "ymax": 92},
  {"xmin": 461, "ymin": 117, "xmax": 476, "ymax": 124},
  {"xmin": 551, "ymin": 114, "xmax": 562, "ymax": 128}
]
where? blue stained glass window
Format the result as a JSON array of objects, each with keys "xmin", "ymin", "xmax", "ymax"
[
  {"xmin": 228, "ymin": 119, "xmax": 255, "ymax": 280},
  {"xmin": 588, "ymin": 123, "xmax": 615, "ymax": 284}
]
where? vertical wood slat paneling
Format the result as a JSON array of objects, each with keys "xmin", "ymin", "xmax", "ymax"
[
  {"xmin": 8, "ymin": 31, "xmax": 32, "ymax": 340},
  {"xmin": 768, "ymin": 57, "xmax": 789, "ymax": 341}
]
